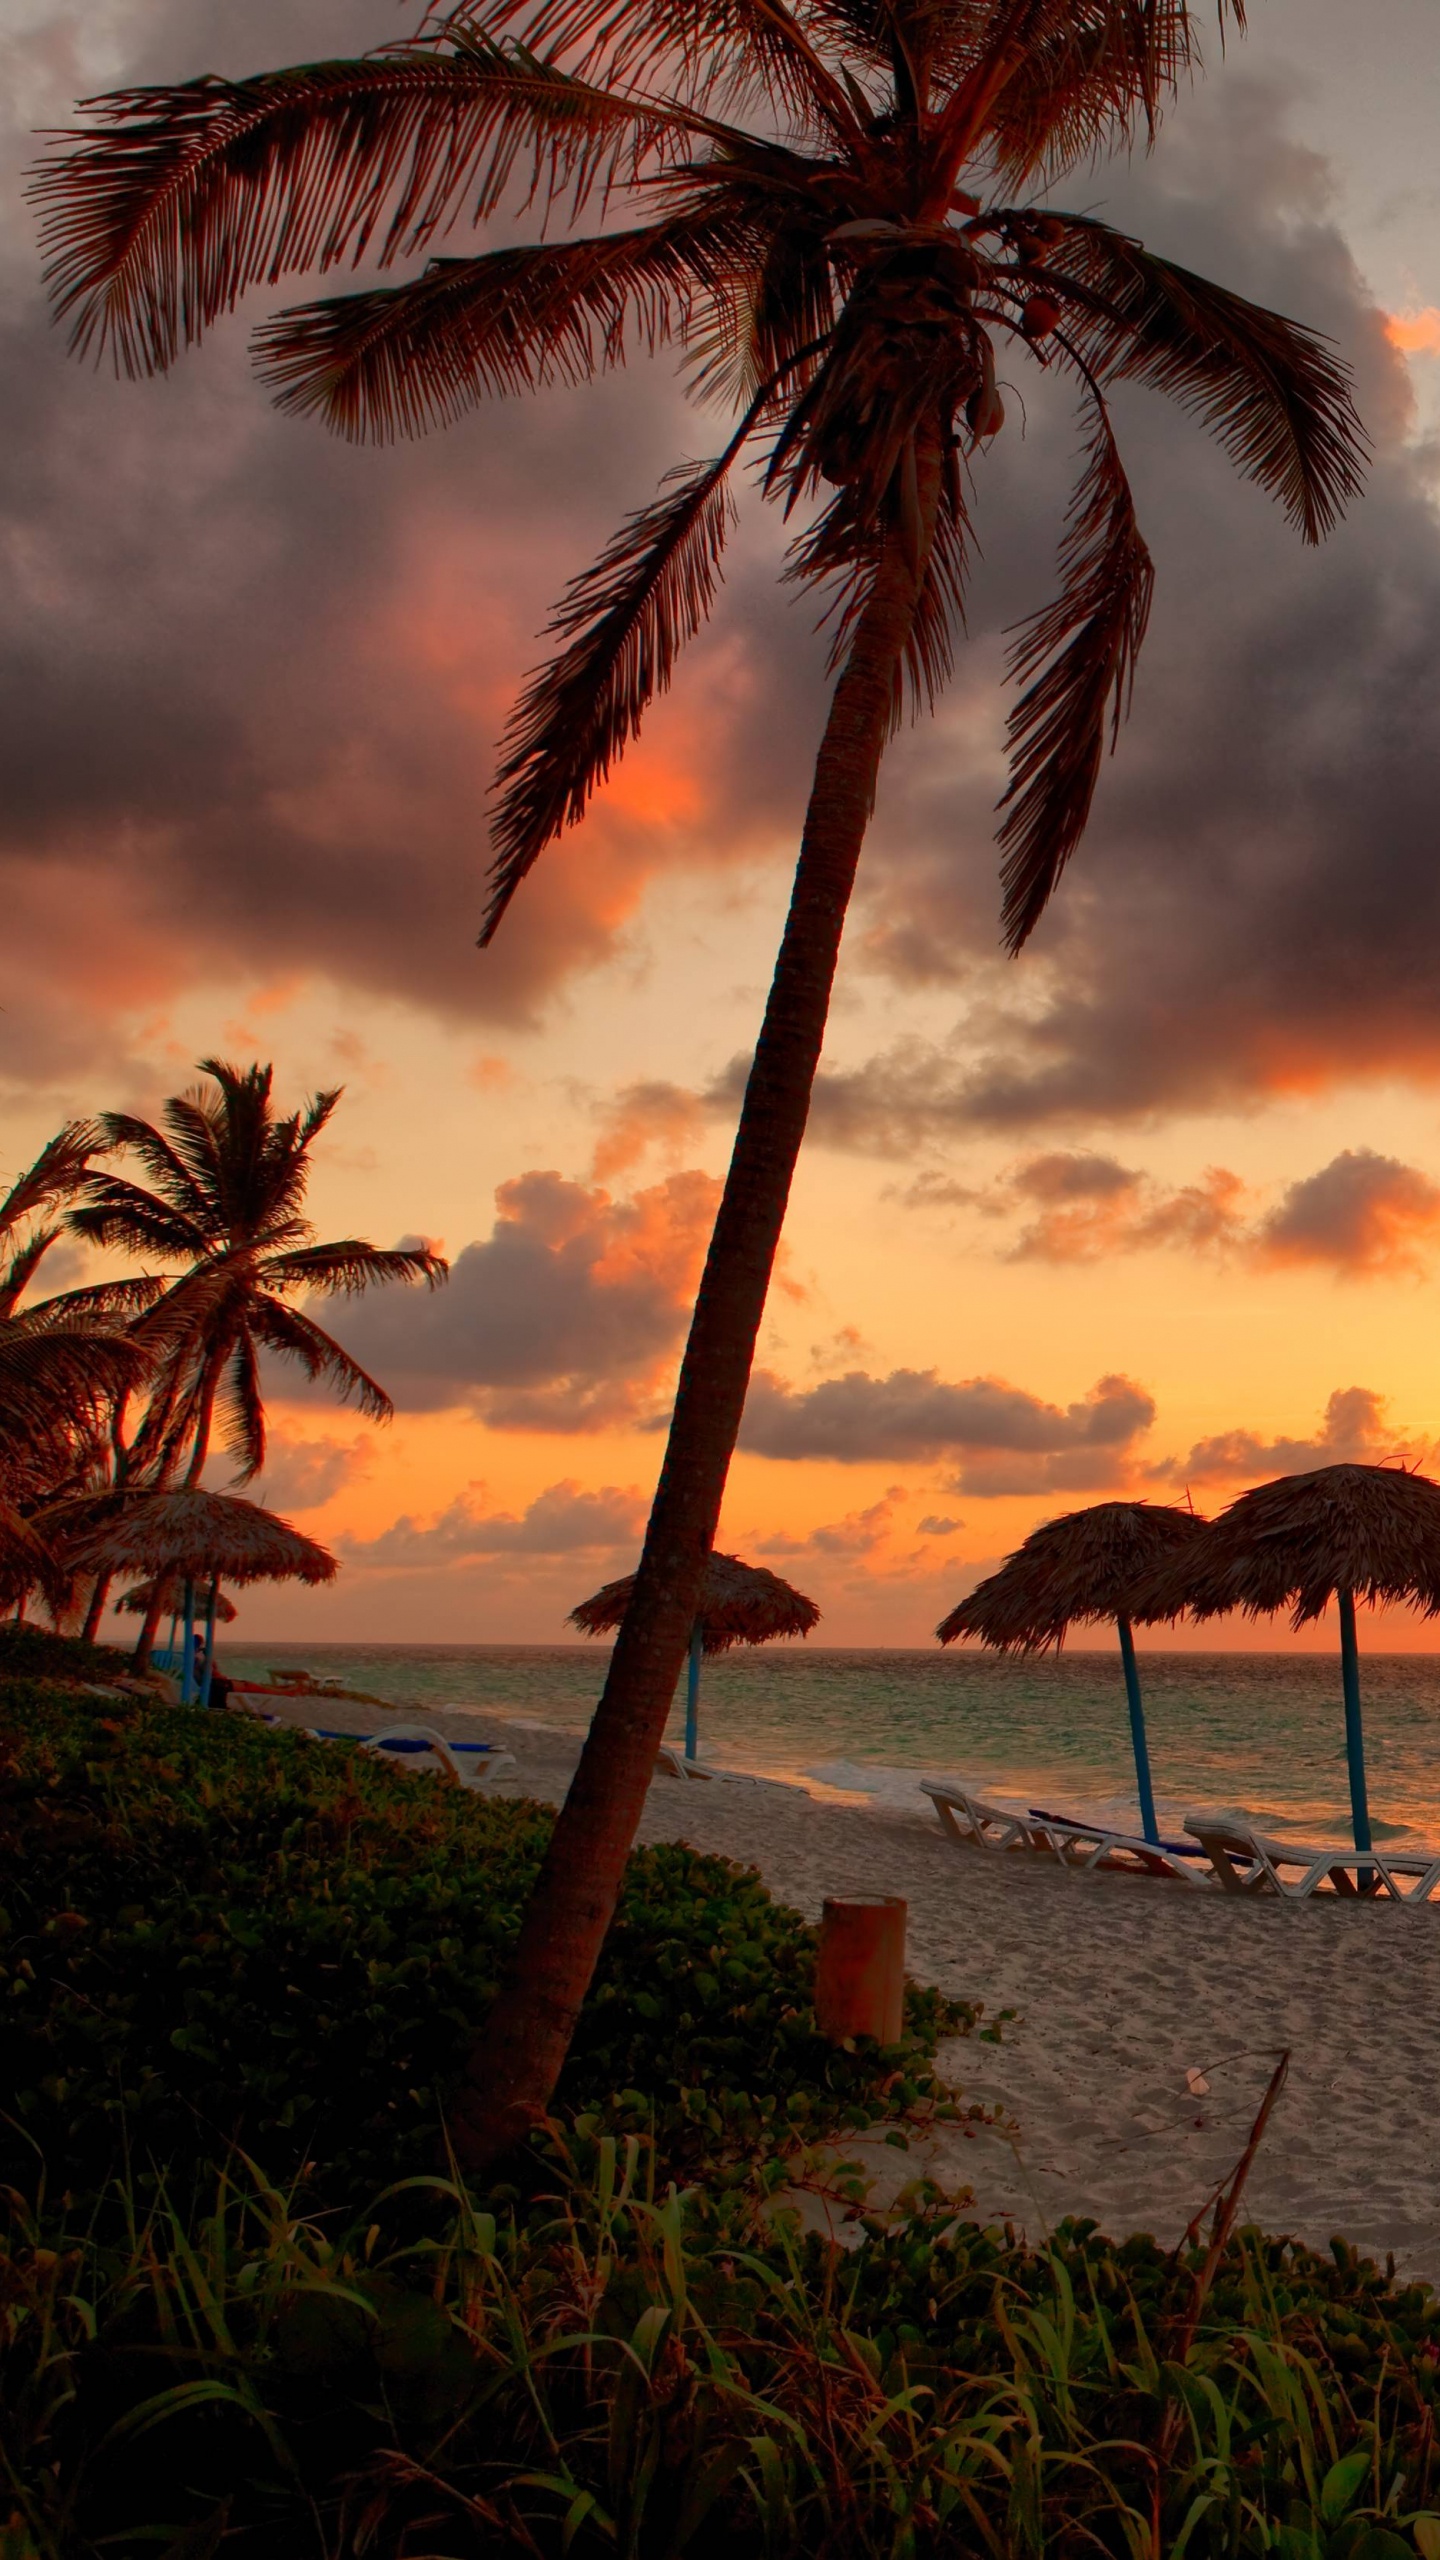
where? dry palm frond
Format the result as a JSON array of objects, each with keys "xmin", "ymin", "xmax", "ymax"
[
  {"xmin": 997, "ymin": 379, "xmax": 1152, "ymax": 950},
  {"xmin": 937, "ymin": 1499, "xmax": 1206, "ymax": 1651},
  {"xmin": 1136, "ymin": 1463, "xmax": 1440, "ymax": 1631},
  {"xmin": 54, "ymin": 1487, "xmax": 337, "ymax": 1586},
  {"xmin": 571, "ymin": 1549, "xmax": 819, "ymax": 1652}
]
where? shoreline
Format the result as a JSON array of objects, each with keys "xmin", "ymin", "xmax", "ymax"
[{"xmin": 244, "ymin": 1692, "xmax": 1440, "ymax": 2282}]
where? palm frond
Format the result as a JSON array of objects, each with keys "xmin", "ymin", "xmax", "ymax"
[
  {"xmin": 248, "ymin": 1299, "xmax": 396, "ymax": 1423},
  {"xmin": 263, "ymin": 1241, "xmax": 448, "ymax": 1295},
  {"xmin": 996, "ymin": 373, "xmax": 1153, "ymax": 951},
  {"xmin": 943, "ymin": 0, "xmax": 1247, "ymax": 183},
  {"xmin": 784, "ymin": 432, "xmax": 970, "ymax": 723},
  {"xmin": 215, "ymin": 1335, "xmax": 267, "ymax": 1482},
  {"xmin": 0, "ymin": 1121, "xmax": 101, "ymax": 1247},
  {"xmin": 33, "ymin": 1274, "xmax": 167, "ymax": 1323},
  {"xmin": 485, "ymin": 403, "xmax": 766, "ymax": 939},
  {"xmin": 468, "ymin": 0, "xmax": 861, "ymax": 134},
  {"xmin": 90, "ymin": 1115, "xmax": 214, "ymax": 1227},
  {"xmin": 30, "ymin": 32, "xmax": 690, "ymax": 375},
  {"xmin": 0, "ymin": 1229, "xmax": 64, "ymax": 1322},
  {"xmin": 68, "ymin": 1178, "xmax": 208, "ymax": 1262},
  {"xmin": 1032, "ymin": 217, "xmax": 1364, "ymax": 540},
  {"xmin": 256, "ymin": 209, "xmax": 760, "ymax": 439}
]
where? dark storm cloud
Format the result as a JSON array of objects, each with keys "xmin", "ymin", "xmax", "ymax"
[
  {"xmin": 324, "ymin": 1167, "xmax": 717, "ymax": 1427},
  {"xmin": 0, "ymin": 0, "xmax": 825, "ymax": 1077},
  {"xmin": 835, "ymin": 81, "xmax": 1440, "ymax": 1133},
  {"xmin": 738, "ymin": 1368, "xmax": 1154, "ymax": 1493},
  {"xmin": 6, "ymin": 11, "xmax": 1440, "ymax": 1133}
]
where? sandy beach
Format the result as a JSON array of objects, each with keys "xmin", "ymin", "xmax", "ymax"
[{"xmin": 250, "ymin": 1693, "xmax": 1440, "ymax": 2279}]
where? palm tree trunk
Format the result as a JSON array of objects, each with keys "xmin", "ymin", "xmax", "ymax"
[
  {"xmin": 451, "ymin": 428, "xmax": 943, "ymax": 2170},
  {"xmin": 132, "ymin": 1588, "xmax": 166, "ymax": 1670},
  {"xmin": 82, "ymin": 1571, "xmax": 112, "ymax": 1644}
]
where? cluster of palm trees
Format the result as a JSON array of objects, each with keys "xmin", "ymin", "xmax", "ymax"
[{"xmin": 0, "ymin": 1059, "xmax": 445, "ymax": 1642}]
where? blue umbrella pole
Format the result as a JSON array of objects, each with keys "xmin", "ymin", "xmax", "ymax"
[
  {"xmin": 199, "ymin": 1575, "xmax": 219, "ymax": 1707},
  {"xmin": 180, "ymin": 1578, "xmax": 196, "ymax": 1705},
  {"xmin": 684, "ymin": 1622, "xmax": 704, "ymax": 1762},
  {"xmin": 1116, "ymin": 1613, "xmax": 1160, "ymax": 1846},
  {"xmin": 1337, "ymin": 1585, "xmax": 1373, "ymax": 1854}
]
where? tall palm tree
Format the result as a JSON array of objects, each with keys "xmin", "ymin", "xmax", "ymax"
[
  {"xmin": 70, "ymin": 1061, "xmax": 448, "ymax": 1494},
  {"xmin": 33, "ymin": 0, "xmax": 1366, "ymax": 2158}
]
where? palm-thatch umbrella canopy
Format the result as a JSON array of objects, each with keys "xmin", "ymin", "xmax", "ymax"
[
  {"xmin": 570, "ymin": 1552, "xmax": 820, "ymax": 1761},
  {"xmin": 117, "ymin": 1575, "xmax": 238, "ymax": 1624},
  {"xmin": 1137, "ymin": 1462, "xmax": 1440, "ymax": 1852},
  {"xmin": 937, "ymin": 1501, "xmax": 1208, "ymax": 1845},
  {"xmin": 57, "ymin": 1488, "xmax": 335, "ymax": 1702}
]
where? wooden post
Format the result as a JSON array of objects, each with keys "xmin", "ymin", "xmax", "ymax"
[
  {"xmin": 180, "ymin": 1578, "xmax": 196, "ymax": 1705},
  {"xmin": 1116, "ymin": 1613, "xmax": 1160, "ymax": 1845},
  {"xmin": 815, "ymin": 1896, "xmax": 907, "ymax": 2046}
]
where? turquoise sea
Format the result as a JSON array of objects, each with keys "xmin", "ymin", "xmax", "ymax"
[{"xmin": 221, "ymin": 1640, "xmax": 1440, "ymax": 1850}]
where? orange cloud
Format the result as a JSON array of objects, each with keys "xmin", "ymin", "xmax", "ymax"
[
  {"xmin": 1252, "ymin": 1149, "xmax": 1440, "ymax": 1277},
  {"xmin": 591, "ymin": 1079, "xmax": 708, "ymax": 1181},
  {"xmin": 1154, "ymin": 1385, "xmax": 1431, "ymax": 1489},
  {"xmin": 323, "ymin": 1166, "xmax": 720, "ymax": 1431},
  {"xmin": 1386, "ymin": 308, "xmax": 1440, "ymax": 356}
]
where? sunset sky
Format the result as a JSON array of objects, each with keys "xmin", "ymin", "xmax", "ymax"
[{"xmin": 7, "ymin": 0, "xmax": 1440, "ymax": 1650}]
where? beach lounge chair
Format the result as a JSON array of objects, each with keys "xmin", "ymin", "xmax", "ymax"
[
  {"xmin": 299, "ymin": 1724, "xmax": 518, "ymax": 1788},
  {"xmin": 1184, "ymin": 1810, "xmax": 1440, "ymax": 1902},
  {"xmin": 652, "ymin": 1745, "xmax": 781, "ymax": 1787},
  {"xmin": 922, "ymin": 1779, "xmax": 1210, "ymax": 1885}
]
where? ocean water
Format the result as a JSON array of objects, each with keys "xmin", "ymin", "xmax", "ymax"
[{"xmin": 221, "ymin": 1639, "xmax": 1440, "ymax": 1849}]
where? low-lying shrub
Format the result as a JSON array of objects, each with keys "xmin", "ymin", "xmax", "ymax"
[
  {"xmin": 0, "ymin": 1625, "xmax": 129, "ymax": 1687},
  {"xmin": 5, "ymin": 2140, "xmax": 1440, "ymax": 2558},
  {"xmin": 0, "ymin": 1685, "xmax": 976, "ymax": 2212}
]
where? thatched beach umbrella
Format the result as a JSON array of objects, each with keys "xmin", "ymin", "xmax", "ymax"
[
  {"xmin": 937, "ymin": 1501, "xmax": 1208, "ymax": 1845},
  {"xmin": 58, "ymin": 1487, "xmax": 335, "ymax": 1704},
  {"xmin": 117, "ymin": 1575, "xmax": 238, "ymax": 1623},
  {"xmin": 570, "ymin": 1551, "xmax": 820, "ymax": 1762},
  {"xmin": 1138, "ymin": 1462, "xmax": 1440, "ymax": 1853}
]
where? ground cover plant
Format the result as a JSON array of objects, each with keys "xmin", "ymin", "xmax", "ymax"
[
  {"xmin": 6, "ymin": 2137, "xmax": 1440, "ymax": 2558},
  {"xmin": 5, "ymin": 1684, "xmax": 1440, "ymax": 2555},
  {"xmin": 0, "ymin": 1683, "xmax": 970, "ymax": 2216}
]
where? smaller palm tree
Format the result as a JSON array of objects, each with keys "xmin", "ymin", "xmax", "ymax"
[
  {"xmin": 0, "ymin": 1123, "xmax": 151, "ymax": 1617},
  {"xmin": 70, "ymin": 1059, "xmax": 447, "ymax": 1494}
]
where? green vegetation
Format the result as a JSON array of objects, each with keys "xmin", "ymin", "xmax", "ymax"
[
  {"xmin": 7, "ymin": 2139, "xmax": 1440, "ymax": 2558},
  {"xmin": 5, "ymin": 1681, "xmax": 1440, "ymax": 2558},
  {"xmin": 0, "ymin": 1684, "xmax": 969, "ymax": 2216}
]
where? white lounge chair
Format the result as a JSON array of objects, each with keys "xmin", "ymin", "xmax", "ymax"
[
  {"xmin": 653, "ymin": 1745, "xmax": 780, "ymax": 1787},
  {"xmin": 922, "ymin": 1778, "xmax": 1210, "ymax": 1886},
  {"xmin": 1184, "ymin": 1809, "xmax": 1440, "ymax": 1903}
]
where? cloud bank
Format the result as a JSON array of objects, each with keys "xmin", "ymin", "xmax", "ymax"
[{"xmin": 327, "ymin": 1169, "xmax": 718, "ymax": 1428}]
